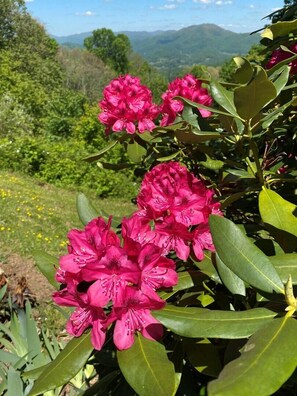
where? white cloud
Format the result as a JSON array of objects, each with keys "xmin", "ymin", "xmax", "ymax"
[
  {"xmin": 75, "ymin": 11, "xmax": 96, "ymax": 16},
  {"xmin": 249, "ymin": 4, "xmax": 255, "ymax": 8},
  {"xmin": 215, "ymin": 0, "xmax": 232, "ymax": 4},
  {"xmin": 167, "ymin": 0, "xmax": 185, "ymax": 2},
  {"xmin": 159, "ymin": 4, "xmax": 177, "ymax": 9},
  {"xmin": 25, "ymin": 0, "xmax": 34, "ymax": 2},
  {"xmin": 193, "ymin": 0, "xmax": 213, "ymax": 3}
]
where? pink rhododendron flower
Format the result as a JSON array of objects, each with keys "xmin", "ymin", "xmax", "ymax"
[
  {"xmin": 266, "ymin": 43, "xmax": 297, "ymax": 74},
  {"xmin": 160, "ymin": 74, "xmax": 213, "ymax": 126},
  {"xmin": 98, "ymin": 74, "xmax": 159, "ymax": 135},
  {"xmin": 54, "ymin": 214, "xmax": 177, "ymax": 351},
  {"xmin": 133, "ymin": 161, "xmax": 221, "ymax": 261},
  {"xmin": 107, "ymin": 287, "xmax": 165, "ymax": 350},
  {"xmin": 53, "ymin": 281, "xmax": 107, "ymax": 350}
]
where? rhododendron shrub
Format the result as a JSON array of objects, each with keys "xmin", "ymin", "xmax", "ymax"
[
  {"xmin": 31, "ymin": 11, "xmax": 297, "ymax": 394},
  {"xmin": 53, "ymin": 162, "xmax": 220, "ymax": 351},
  {"xmin": 98, "ymin": 74, "xmax": 159, "ymax": 134}
]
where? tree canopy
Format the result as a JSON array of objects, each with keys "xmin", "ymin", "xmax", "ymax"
[{"xmin": 84, "ymin": 28, "xmax": 131, "ymax": 74}]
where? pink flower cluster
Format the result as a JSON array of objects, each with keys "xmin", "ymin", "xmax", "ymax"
[
  {"xmin": 98, "ymin": 74, "xmax": 213, "ymax": 134},
  {"xmin": 160, "ymin": 74, "xmax": 213, "ymax": 126},
  {"xmin": 266, "ymin": 43, "xmax": 297, "ymax": 74},
  {"xmin": 124, "ymin": 161, "xmax": 221, "ymax": 261},
  {"xmin": 53, "ymin": 162, "xmax": 220, "ymax": 351},
  {"xmin": 98, "ymin": 75, "xmax": 159, "ymax": 134},
  {"xmin": 53, "ymin": 217, "xmax": 177, "ymax": 351}
]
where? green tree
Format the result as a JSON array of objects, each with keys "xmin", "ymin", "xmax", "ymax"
[
  {"xmin": 84, "ymin": 28, "xmax": 131, "ymax": 74},
  {"xmin": 0, "ymin": 0, "xmax": 26, "ymax": 49}
]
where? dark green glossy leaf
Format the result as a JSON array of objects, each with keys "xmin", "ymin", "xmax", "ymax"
[
  {"xmin": 208, "ymin": 317, "xmax": 297, "ymax": 396},
  {"xmin": 159, "ymin": 271, "xmax": 195, "ymax": 300},
  {"xmin": 184, "ymin": 339, "xmax": 222, "ymax": 377},
  {"xmin": 216, "ymin": 253, "xmax": 246, "ymax": 296},
  {"xmin": 32, "ymin": 250, "xmax": 59, "ymax": 289},
  {"xmin": 153, "ymin": 305, "xmax": 277, "ymax": 339},
  {"xmin": 175, "ymin": 96, "xmax": 238, "ymax": 118},
  {"xmin": 233, "ymin": 57, "xmax": 253, "ymax": 84},
  {"xmin": 127, "ymin": 139, "xmax": 147, "ymax": 163},
  {"xmin": 262, "ymin": 98, "xmax": 294, "ymax": 129},
  {"xmin": 76, "ymin": 192, "xmax": 100, "ymax": 225},
  {"xmin": 83, "ymin": 139, "xmax": 119, "ymax": 162},
  {"xmin": 259, "ymin": 188, "xmax": 297, "ymax": 237},
  {"xmin": 209, "ymin": 215, "xmax": 284, "ymax": 294},
  {"xmin": 194, "ymin": 253, "xmax": 221, "ymax": 283},
  {"xmin": 23, "ymin": 363, "xmax": 51, "ymax": 380},
  {"xmin": 117, "ymin": 334, "xmax": 176, "ymax": 396},
  {"xmin": 210, "ymin": 79, "xmax": 238, "ymax": 117},
  {"xmin": 28, "ymin": 333, "xmax": 93, "ymax": 396},
  {"xmin": 97, "ymin": 161, "xmax": 134, "ymax": 170},
  {"xmin": 157, "ymin": 151, "xmax": 180, "ymax": 162},
  {"xmin": 234, "ymin": 66, "xmax": 277, "ymax": 120},
  {"xmin": 174, "ymin": 130, "xmax": 222, "ymax": 144},
  {"xmin": 271, "ymin": 65, "xmax": 290, "ymax": 96},
  {"xmin": 81, "ymin": 371, "xmax": 119, "ymax": 396},
  {"xmin": 269, "ymin": 253, "xmax": 297, "ymax": 284},
  {"xmin": 225, "ymin": 169, "xmax": 255, "ymax": 179},
  {"xmin": 182, "ymin": 105, "xmax": 199, "ymax": 128}
]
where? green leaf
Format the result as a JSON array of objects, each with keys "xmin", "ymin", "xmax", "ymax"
[
  {"xmin": 271, "ymin": 65, "xmax": 290, "ymax": 96},
  {"xmin": 7, "ymin": 367, "xmax": 23, "ymax": 396},
  {"xmin": 159, "ymin": 271, "xmax": 195, "ymax": 300},
  {"xmin": 32, "ymin": 251, "xmax": 59, "ymax": 289},
  {"xmin": 28, "ymin": 332, "xmax": 93, "ymax": 396},
  {"xmin": 261, "ymin": 19, "xmax": 297, "ymax": 40},
  {"xmin": 76, "ymin": 193, "xmax": 100, "ymax": 225},
  {"xmin": 153, "ymin": 306, "xmax": 277, "ymax": 339},
  {"xmin": 127, "ymin": 140, "xmax": 147, "ymax": 163},
  {"xmin": 210, "ymin": 79, "xmax": 238, "ymax": 117},
  {"xmin": 175, "ymin": 96, "xmax": 241, "ymax": 119},
  {"xmin": 117, "ymin": 334, "xmax": 176, "ymax": 396},
  {"xmin": 259, "ymin": 188, "xmax": 297, "ymax": 237},
  {"xmin": 174, "ymin": 130, "xmax": 222, "ymax": 144},
  {"xmin": 194, "ymin": 252, "xmax": 221, "ymax": 283},
  {"xmin": 216, "ymin": 253, "xmax": 246, "ymax": 296},
  {"xmin": 184, "ymin": 339, "xmax": 222, "ymax": 377},
  {"xmin": 83, "ymin": 139, "xmax": 119, "ymax": 162},
  {"xmin": 157, "ymin": 151, "xmax": 180, "ymax": 162},
  {"xmin": 208, "ymin": 317, "xmax": 297, "ymax": 396},
  {"xmin": 23, "ymin": 363, "xmax": 51, "ymax": 380},
  {"xmin": 269, "ymin": 253, "xmax": 297, "ymax": 284},
  {"xmin": 233, "ymin": 57, "xmax": 253, "ymax": 84},
  {"xmin": 234, "ymin": 66, "xmax": 277, "ymax": 120},
  {"xmin": 261, "ymin": 98, "xmax": 294, "ymax": 129},
  {"xmin": 209, "ymin": 215, "xmax": 284, "ymax": 294}
]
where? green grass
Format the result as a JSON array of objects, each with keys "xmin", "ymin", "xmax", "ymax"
[{"xmin": 0, "ymin": 170, "xmax": 136, "ymax": 259}]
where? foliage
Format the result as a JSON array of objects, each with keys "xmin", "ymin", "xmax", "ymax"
[
  {"xmin": 56, "ymin": 47, "xmax": 116, "ymax": 102},
  {"xmin": 29, "ymin": 3, "xmax": 297, "ymax": 395},
  {"xmin": 84, "ymin": 28, "xmax": 131, "ymax": 74}
]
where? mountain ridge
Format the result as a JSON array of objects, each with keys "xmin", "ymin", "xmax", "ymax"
[{"xmin": 53, "ymin": 24, "xmax": 260, "ymax": 73}]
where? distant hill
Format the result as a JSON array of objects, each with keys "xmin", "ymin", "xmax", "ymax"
[{"xmin": 53, "ymin": 24, "xmax": 260, "ymax": 73}]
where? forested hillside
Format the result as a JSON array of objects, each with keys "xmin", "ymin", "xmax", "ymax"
[
  {"xmin": 0, "ymin": 0, "xmax": 168, "ymax": 198},
  {"xmin": 0, "ymin": 0, "xmax": 260, "ymax": 197},
  {"xmin": 54, "ymin": 24, "xmax": 260, "ymax": 77}
]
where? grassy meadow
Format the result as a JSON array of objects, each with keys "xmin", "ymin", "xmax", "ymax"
[{"xmin": 0, "ymin": 170, "xmax": 136, "ymax": 260}]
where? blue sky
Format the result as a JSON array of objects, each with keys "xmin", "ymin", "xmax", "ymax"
[{"xmin": 25, "ymin": 0, "xmax": 284, "ymax": 37}]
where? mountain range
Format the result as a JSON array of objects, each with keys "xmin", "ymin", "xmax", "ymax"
[{"xmin": 53, "ymin": 24, "xmax": 260, "ymax": 73}]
